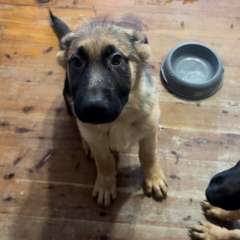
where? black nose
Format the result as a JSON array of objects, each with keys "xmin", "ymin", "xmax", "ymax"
[
  {"xmin": 77, "ymin": 99, "xmax": 109, "ymax": 123},
  {"xmin": 75, "ymin": 98, "xmax": 120, "ymax": 124},
  {"xmin": 74, "ymin": 87, "xmax": 122, "ymax": 124},
  {"xmin": 81, "ymin": 101, "xmax": 108, "ymax": 118}
]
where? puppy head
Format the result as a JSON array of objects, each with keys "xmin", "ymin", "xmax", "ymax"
[
  {"xmin": 50, "ymin": 13, "xmax": 150, "ymax": 124},
  {"xmin": 206, "ymin": 161, "xmax": 240, "ymax": 210}
]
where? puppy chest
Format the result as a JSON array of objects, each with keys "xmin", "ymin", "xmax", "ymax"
[{"xmin": 109, "ymin": 122, "xmax": 142, "ymax": 152}]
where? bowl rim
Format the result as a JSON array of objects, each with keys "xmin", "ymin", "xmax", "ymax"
[{"xmin": 163, "ymin": 41, "xmax": 224, "ymax": 88}]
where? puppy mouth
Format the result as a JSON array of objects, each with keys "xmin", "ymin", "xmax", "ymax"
[{"xmin": 72, "ymin": 85, "xmax": 130, "ymax": 124}]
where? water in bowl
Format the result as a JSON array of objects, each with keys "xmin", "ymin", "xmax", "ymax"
[{"xmin": 173, "ymin": 55, "xmax": 214, "ymax": 84}]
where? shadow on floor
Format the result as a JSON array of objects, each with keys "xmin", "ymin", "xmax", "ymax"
[{"xmin": 10, "ymin": 97, "xmax": 145, "ymax": 239}]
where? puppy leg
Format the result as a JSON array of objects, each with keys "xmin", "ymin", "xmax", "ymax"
[
  {"xmin": 81, "ymin": 138, "xmax": 94, "ymax": 161},
  {"xmin": 189, "ymin": 221, "xmax": 240, "ymax": 240},
  {"xmin": 89, "ymin": 143, "xmax": 117, "ymax": 207},
  {"xmin": 139, "ymin": 129, "xmax": 168, "ymax": 200},
  {"xmin": 202, "ymin": 201, "xmax": 240, "ymax": 221}
]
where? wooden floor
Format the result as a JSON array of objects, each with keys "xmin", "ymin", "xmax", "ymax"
[{"xmin": 1, "ymin": 0, "xmax": 240, "ymax": 239}]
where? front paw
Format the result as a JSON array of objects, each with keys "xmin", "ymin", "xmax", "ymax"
[
  {"xmin": 189, "ymin": 221, "xmax": 228, "ymax": 240},
  {"xmin": 92, "ymin": 174, "xmax": 117, "ymax": 207},
  {"xmin": 143, "ymin": 169, "xmax": 168, "ymax": 201},
  {"xmin": 201, "ymin": 201, "xmax": 236, "ymax": 222}
]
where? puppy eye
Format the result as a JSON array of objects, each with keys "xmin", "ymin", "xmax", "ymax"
[
  {"xmin": 72, "ymin": 56, "xmax": 85, "ymax": 68},
  {"xmin": 110, "ymin": 53, "xmax": 123, "ymax": 66}
]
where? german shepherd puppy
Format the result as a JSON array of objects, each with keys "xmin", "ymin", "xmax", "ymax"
[
  {"xmin": 49, "ymin": 11, "xmax": 168, "ymax": 206},
  {"xmin": 190, "ymin": 161, "xmax": 240, "ymax": 240}
]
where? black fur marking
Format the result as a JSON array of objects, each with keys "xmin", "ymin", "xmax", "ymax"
[
  {"xmin": 70, "ymin": 47, "xmax": 88, "ymax": 71},
  {"xmin": 49, "ymin": 9, "xmax": 71, "ymax": 48},
  {"xmin": 206, "ymin": 160, "xmax": 240, "ymax": 210},
  {"xmin": 68, "ymin": 45, "xmax": 131, "ymax": 124},
  {"xmin": 63, "ymin": 75, "xmax": 73, "ymax": 116},
  {"xmin": 76, "ymin": 46, "xmax": 88, "ymax": 59},
  {"xmin": 102, "ymin": 45, "xmax": 116, "ymax": 57}
]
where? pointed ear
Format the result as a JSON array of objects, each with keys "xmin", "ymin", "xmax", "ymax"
[
  {"xmin": 49, "ymin": 10, "xmax": 78, "ymax": 68},
  {"xmin": 125, "ymin": 29, "xmax": 150, "ymax": 62},
  {"xmin": 60, "ymin": 32, "xmax": 77, "ymax": 49},
  {"xmin": 55, "ymin": 32, "xmax": 78, "ymax": 68},
  {"xmin": 131, "ymin": 30, "xmax": 151, "ymax": 61},
  {"xmin": 49, "ymin": 9, "xmax": 73, "ymax": 49}
]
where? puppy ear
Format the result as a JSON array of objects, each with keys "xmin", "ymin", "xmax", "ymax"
[
  {"xmin": 131, "ymin": 30, "xmax": 151, "ymax": 61},
  {"xmin": 49, "ymin": 9, "xmax": 78, "ymax": 49},
  {"xmin": 56, "ymin": 33, "xmax": 78, "ymax": 68},
  {"xmin": 56, "ymin": 50, "xmax": 66, "ymax": 68},
  {"xmin": 49, "ymin": 10, "xmax": 78, "ymax": 68},
  {"xmin": 60, "ymin": 32, "xmax": 77, "ymax": 50},
  {"xmin": 49, "ymin": 9, "xmax": 72, "ymax": 48},
  {"xmin": 123, "ymin": 29, "xmax": 150, "ymax": 62},
  {"xmin": 116, "ymin": 15, "xmax": 150, "ymax": 61}
]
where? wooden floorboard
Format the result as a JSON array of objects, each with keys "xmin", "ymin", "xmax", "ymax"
[
  {"xmin": 0, "ymin": 213, "xmax": 187, "ymax": 240},
  {"xmin": 1, "ymin": 0, "xmax": 240, "ymax": 239}
]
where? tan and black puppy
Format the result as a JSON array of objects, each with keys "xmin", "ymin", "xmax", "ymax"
[
  {"xmin": 190, "ymin": 161, "xmax": 240, "ymax": 240},
  {"xmin": 50, "ymin": 11, "xmax": 167, "ymax": 206}
]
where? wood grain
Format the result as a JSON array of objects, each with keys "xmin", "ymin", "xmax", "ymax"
[{"xmin": 1, "ymin": 1, "xmax": 240, "ymax": 239}]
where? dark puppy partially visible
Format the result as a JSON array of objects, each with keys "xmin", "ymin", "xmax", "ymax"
[
  {"xmin": 206, "ymin": 161, "xmax": 240, "ymax": 211},
  {"xmin": 49, "ymin": 11, "xmax": 168, "ymax": 207},
  {"xmin": 190, "ymin": 161, "xmax": 240, "ymax": 240}
]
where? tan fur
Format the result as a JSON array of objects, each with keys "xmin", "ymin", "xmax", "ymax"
[
  {"xmin": 202, "ymin": 201, "xmax": 240, "ymax": 221},
  {"xmin": 76, "ymin": 69, "xmax": 167, "ymax": 206},
  {"xmin": 57, "ymin": 21, "xmax": 150, "ymax": 66},
  {"xmin": 189, "ymin": 201, "xmax": 240, "ymax": 240},
  {"xmin": 56, "ymin": 19, "xmax": 167, "ymax": 206},
  {"xmin": 190, "ymin": 221, "xmax": 240, "ymax": 240},
  {"xmin": 56, "ymin": 50, "xmax": 66, "ymax": 67}
]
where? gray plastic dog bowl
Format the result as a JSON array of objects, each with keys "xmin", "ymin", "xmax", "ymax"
[{"xmin": 160, "ymin": 42, "xmax": 224, "ymax": 100}]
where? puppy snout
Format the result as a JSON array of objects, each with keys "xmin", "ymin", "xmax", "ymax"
[
  {"xmin": 76, "ymin": 96, "xmax": 110, "ymax": 124},
  {"xmin": 74, "ymin": 89, "xmax": 121, "ymax": 124},
  {"xmin": 81, "ymin": 100, "xmax": 108, "ymax": 117}
]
